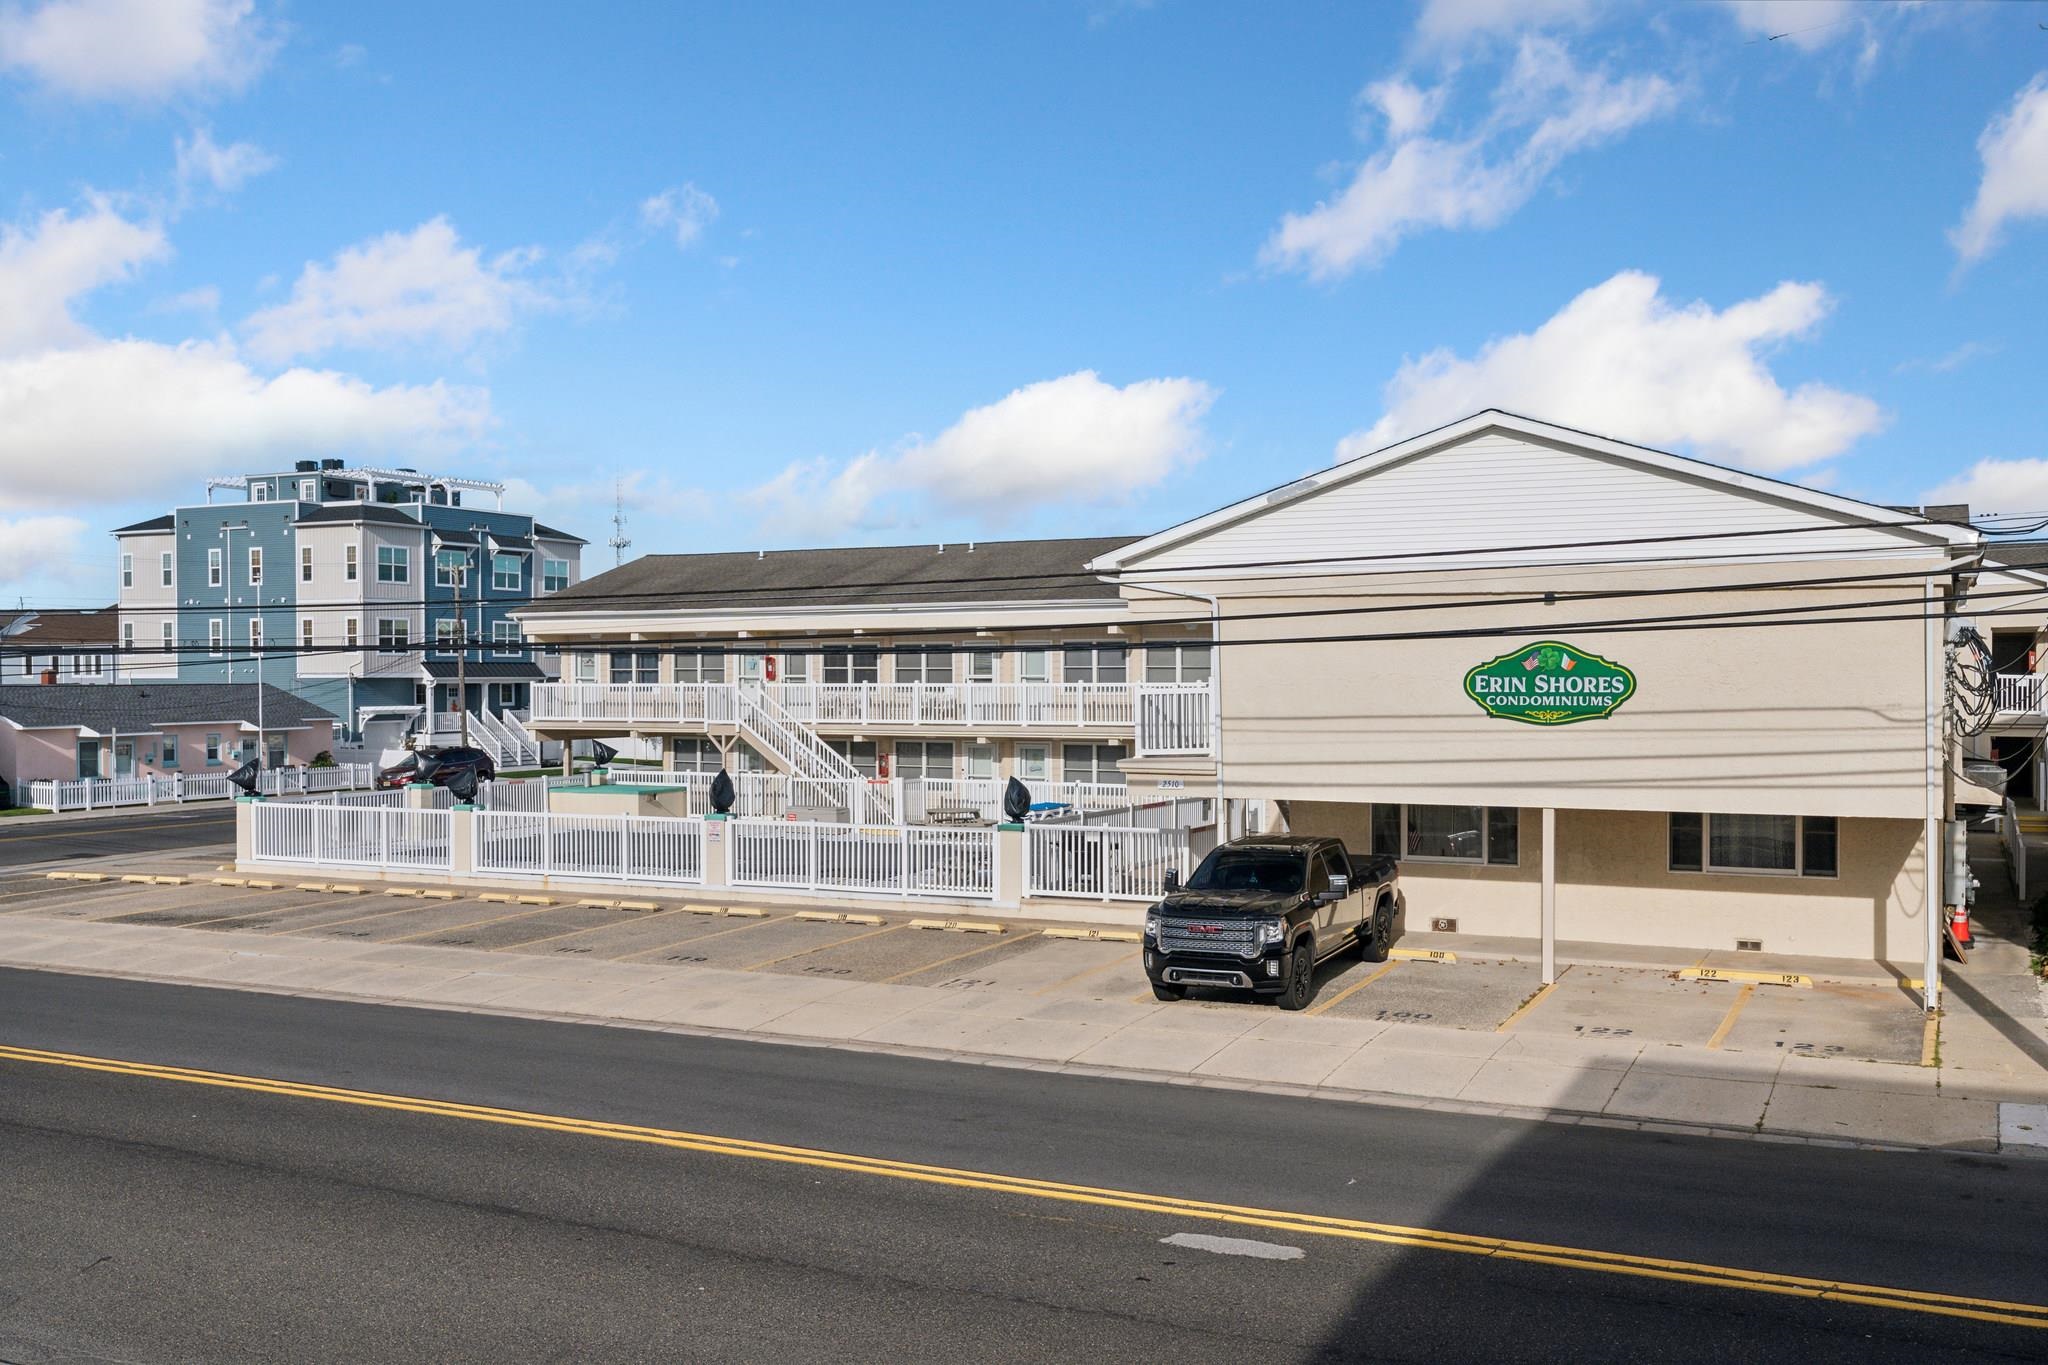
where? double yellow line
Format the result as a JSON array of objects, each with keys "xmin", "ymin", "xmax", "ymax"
[{"xmin": 5, "ymin": 1041, "xmax": 2045, "ymax": 1331}]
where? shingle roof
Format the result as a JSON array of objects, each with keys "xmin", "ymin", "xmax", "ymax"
[
  {"xmin": 3, "ymin": 608, "xmax": 117, "ymax": 647},
  {"xmin": 112, "ymin": 515, "xmax": 174, "ymax": 534},
  {"xmin": 0, "ymin": 683, "xmax": 335, "ymax": 734},
  {"xmin": 420, "ymin": 660, "xmax": 546, "ymax": 680},
  {"xmin": 294, "ymin": 503, "xmax": 420, "ymax": 526},
  {"xmin": 519, "ymin": 536, "xmax": 1140, "ymax": 615},
  {"xmin": 1987, "ymin": 542, "xmax": 2048, "ymax": 569},
  {"xmin": 533, "ymin": 522, "xmax": 588, "ymax": 545}
]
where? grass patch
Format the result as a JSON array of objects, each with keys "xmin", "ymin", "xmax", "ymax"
[
  {"xmin": 0, "ymin": 806, "xmax": 41, "ymax": 818},
  {"xmin": 2026, "ymin": 890, "xmax": 2048, "ymax": 980}
]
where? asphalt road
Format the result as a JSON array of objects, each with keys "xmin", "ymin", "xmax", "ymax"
[
  {"xmin": 0, "ymin": 806, "xmax": 235, "ymax": 868},
  {"xmin": 3, "ymin": 968, "xmax": 2045, "ymax": 1363}
]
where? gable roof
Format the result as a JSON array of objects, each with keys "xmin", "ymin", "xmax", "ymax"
[
  {"xmin": 1091, "ymin": 410, "xmax": 1980, "ymax": 576},
  {"xmin": 0, "ymin": 683, "xmax": 335, "ymax": 735},
  {"xmin": 294, "ymin": 503, "xmax": 421, "ymax": 527},
  {"xmin": 521, "ymin": 536, "xmax": 1138, "ymax": 615},
  {"xmin": 533, "ymin": 522, "xmax": 588, "ymax": 545},
  {"xmin": 112, "ymin": 514, "xmax": 174, "ymax": 535},
  {"xmin": 2, "ymin": 608, "xmax": 117, "ymax": 647}
]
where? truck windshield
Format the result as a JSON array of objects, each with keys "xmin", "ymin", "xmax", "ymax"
[{"xmin": 1184, "ymin": 850, "xmax": 1305, "ymax": 895}]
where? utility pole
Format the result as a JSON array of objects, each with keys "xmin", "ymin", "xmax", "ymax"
[
  {"xmin": 608, "ymin": 479, "xmax": 632, "ymax": 568},
  {"xmin": 458, "ymin": 524, "xmax": 488, "ymax": 749},
  {"xmin": 221, "ymin": 520, "xmax": 260, "ymax": 769}
]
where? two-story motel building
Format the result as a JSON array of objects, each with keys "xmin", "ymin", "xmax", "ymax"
[{"xmin": 520, "ymin": 411, "xmax": 2027, "ymax": 993}]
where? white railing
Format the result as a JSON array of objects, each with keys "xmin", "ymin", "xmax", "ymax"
[
  {"xmin": 477, "ymin": 777, "xmax": 551, "ymax": 812},
  {"xmin": 727, "ymin": 819, "xmax": 996, "ymax": 900},
  {"xmin": 249, "ymin": 803, "xmax": 454, "ymax": 872},
  {"xmin": 499, "ymin": 709, "xmax": 543, "ymax": 763},
  {"xmin": 2005, "ymin": 796, "xmax": 2028, "ymax": 903},
  {"xmin": 180, "ymin": 773, "xmax": 236, "ymax": 801},
  {"xmin": 257, "ymin": 763, "xmax": 374, "ymax": 797},
  {"xmin": 903, "ymin": 777, "xmax": 1003, "ymax": 824},
  {"xmin": 315, "ymin": 789, "xmax": 407, "ymax": 808},
  {"xmin": 27, "ymin": 776, "xmax": 178, "ymax": 812},
  {"xmin": 474, "ymin": 811, "xmax": 706, "ymax": 884},
  {"xmin": 734, "ymin": 687, "xmax": 895, "ymax": 823},
  {"xmin": 1025, "ymin": 823, "xmax": 1189, "ymax": 902},
  {"xmin": 1996, "ymin": 673, "xmax": 2046, "ymax": 716},
  {"xmin": 23, "ymin": 766, "xmax": 371, "ymax": 812},
  {"xmin": 532, "ymin": 683, "xmax": 738, "ymax": 727},
  {"xmin": 1136, "ymin": 683, "xmax": 1215, "ymax": 755}
]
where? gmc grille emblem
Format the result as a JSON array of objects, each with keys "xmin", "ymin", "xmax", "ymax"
[{"xmin": 1188, "ymin": 924, "xmax": 1222, "ymax": 934}]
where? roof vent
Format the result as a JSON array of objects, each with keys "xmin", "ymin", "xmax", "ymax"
[
  {"xmin": 294, "ymin": 459, "xmax": 318, "ymax": 472},
  {"xmin": 1264, "ymin": 477, "xmax": 1319, "ymax": 506}
]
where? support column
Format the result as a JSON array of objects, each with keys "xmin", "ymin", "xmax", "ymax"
[
  {"xmin": 702, "ymin": 812, "xmax": 729, "ymax": 890},
  {"xmin": 449, "ymin": 806, "xmax": 476, "ymax": 877},
  {"xmin": 234, "ymin": 794, "xmax": 260, "ymax": 866},
  {"xmin": 996, "ymin": 822, "xmax": 1025, "ymax": 908},
  {"xmin": 1540, "ymin": 807, "xmax": 1557, "ymax": 986}
]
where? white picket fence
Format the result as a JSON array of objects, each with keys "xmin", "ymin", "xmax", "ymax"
[
  {"xmin": 728, "ymin": 819, "xmax": 997, "ymax": 900},
  {"xmin": 249, "ymin": 803, "xmax": 454, "ymax": 872},
  {"xmin": 2004, "ymin": 796, "xmax": 2028, "ymax": 903},
  {"xmin": 259, "ymin": 763, "xmax": 375, "ymax": 796},
  {"xmin": 474, "ymin": 811, "xmax": 706, "ymax": 884},
  {"xmin": 27, "ymin": 763, "xmax": 374, "ymax": 812},
  {"xmin": 1025, "ymin": 823, "xmax": 1189, "ymax": 902}
]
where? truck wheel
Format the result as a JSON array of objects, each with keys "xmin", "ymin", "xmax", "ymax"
[
  {"xmin": 1276, "ymin": 940, "xmax": 1316, "ymax": 1011},
  {"xmin": 1360, "ymin": 900, "xmax": 1393, "ymax": 963},
  {"xmin": 1151, "ymin": 982, "xmax": 1186, "ymax": 1002}
]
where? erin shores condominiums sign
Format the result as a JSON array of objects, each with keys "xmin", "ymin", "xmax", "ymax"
[{"xmin": 1463, "ymin": 641, "xmax": 1636, "ymax": 726}]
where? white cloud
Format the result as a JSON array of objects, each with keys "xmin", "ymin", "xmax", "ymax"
[
  {"xmin": 1722, "ymin": 0, "xmax": 1857, "ymax": 51},
  {"xmin": 151, "ymin": 283, "xmax": 220, "ymax": 317},
  {"xmin": 175, "ymin": 126, "xmax": 277, "ymax": 195},
  {"xmin": 746, "ymin": 371, "xmax": 1216, "ymax": 537},
  {"xmin": 0, "ymin": 0, "xmax": 274, "ymax": 101},
  {"xmin": 241, "ymin": 217, "xmax": 550, "ymax": 364},
  {"xmin": 1342, "ymin": 270, "xmax": 1884, "ymax": 472},
  {"xmin": 0, "ymin": 200, "xmax": 168, "ymax": 354},
  {"xmin": 1413, "ymin": 0, "xmax": 1604, "ymax": 51},
  {"xmin": 1925, "ymin": 459, "xmax": 2048, "ymax": 518},
  {"xmin": 640, "ymin": 184, "xmax": 719, "ymax": 250},
  {"xmin": 1951, "ymin": 74, "xmax": 2048, "ymax": 266},
  {"xmin": 1263, "ymin": 37, "xmax": 1678, "ymax": 278},
  {"xmin": 0, "ymin": 510, "xmax": 89, "ymax": 587}
]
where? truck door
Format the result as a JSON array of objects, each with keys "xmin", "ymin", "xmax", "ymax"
[{"xmin": 1308, "ymin": 850, "xmax": 1336, "ymax": 936}]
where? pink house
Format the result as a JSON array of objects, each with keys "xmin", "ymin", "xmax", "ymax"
[{"xmin": 0, "ymin": 683, "xmax": 335, "ymax": 802}]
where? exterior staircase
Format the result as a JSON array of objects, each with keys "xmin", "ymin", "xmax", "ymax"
[{"xmin": 732, "ymin": 686, "xmax": 893, "ymax": 823}]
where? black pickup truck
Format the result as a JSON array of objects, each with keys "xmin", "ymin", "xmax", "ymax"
[{"xmin": 1142, "ymin": 835, "xmax": 1400, "ymax": 1011}]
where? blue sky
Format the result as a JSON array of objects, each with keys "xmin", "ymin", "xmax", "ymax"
[{"xmin": 3, "ymin": 0, "xmax": 2047, "ymax": 606}]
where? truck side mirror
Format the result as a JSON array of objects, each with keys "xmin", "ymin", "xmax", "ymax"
[
  {"xmin": 1329, "ymin": 873, "xmax": 1349, "ymax": 900},
  {"xmin": 1162, "ymin": 869, "xmax": 1181, "ymax": 893}
]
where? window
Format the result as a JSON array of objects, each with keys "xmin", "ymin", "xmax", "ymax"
[
  {"xmin": 1369, "ymin": 805, "xmax": 1520, "ymax": 866},
  {"xmin": 161, "ymin": 621, "xmax": 174, "ymax": 650},
  {"xmin": 966, "ymin": 744, "xmax": 996, "ymax": 780},
  {"xmin": 208, "ymin": 548, "xmax": 222, "ymax": 587},
  {"xmin": 966, "ymin": 649, "xmax": 996, "ymax": 683},
  {"xmin": 493, "ymin": 621, "xmax": 522, "ymax": 657},
  {"xmin": 542, "ymin": 558, "xmax": 570, "ymax": 593},
  {"xmin": 353, "ymin": 483, "xmax": 368, "ymax": 501},
  {"xmin": 205, "ymin": 734, "xmax": 222, "ymax": 765},
  {"xmin": 121, "ymin": 622, "xmax": 134, "ymax": 651},
  {"xmin": 610, "ymin": 650, "xmax": 659, "ymax": 684},
  {"xmin": 160, "ymin": 551, "xmax": 173, "ymax": 586},
  {"xmin": 826, "ymin": 739, "xmax": 878, "ymax": 778},
  {"xmin": 344, "ymin": 545, "xmax": 358, "ymax": 582},
  {"xmin": 821, "ymin": 646, "xmax": 879, "ymax": 685},
  {"xmin": 1063, "ymin": 643, "xmax": 1127, "ymax": 685},
  {"xmin": 1669, "ymin": 813, "xmax": 1836, "ymax": 878},
  {"xmin": 161, "ymin": 735, "xmax": 178, "ymax": 768},
  {"xmin": 492, "ymin": 553, "xmax": 521, "ymax": 591},
  {"xmin": 251, "ymin": 484, "xmax": 269, "ymax": 502},
  {"xmin": 247, "ymin": 546, "xmax": 262, "ymax": 586},
  {"xmin": 1062, "ymin": 743, "xmax": 1128, "ymax": 786},
  {"xmin": 300, "ymin": 478, "xmax": 316, "ymax": 500},
  {"xmin": 208, "ymin": 619, "xmax": 224, "ymax": 655},
  {"xmin": 300, "ymin": 547, "xmax": 314, "ymax": 583},
  {"xmin": 1145, "ymin": 643, "xmax": 1213, "ymax": 685},
  {"xmin": 377, "ymin": 618, "xmax": 410, "ymax": 652},
  {"xmin": 780, "ymin": 651, "xmax": 809, "ymax": 683},
  {"xmin": 895, "ymin": 741, "xmax": 954, "ymax": 781},
  {"xmin": 435, "ymin": 549, "xmax": 469, "ymax": 588},
  {"xmin": 674, "ymin": 649, "xmax": 724, "ymax": 684},
  {"xmin": 376, "ymin": 546, "xmax": 408, "ymax": 583},
  {"xmin": 434, "ymin": 619, "xmax": 462, "ymax": 656},
  {"xmin": 301, "ymin": 618, "xmax": 315, "ymax": 650},
  {"xmin": 737, "ymin": 651, "xmax": 765, "ymax": 684},
  {"xmin": 573, "ymin": 652, "xmax": 597, "ymax": 683},
  {"xmin": 670, "ymin": 737, "xmax": 727, "ymax": 774},
  {"xmin": 1017, "ymin": 646, "xmax": 1050, "ymax": 684},
  {"xmin": 248, "ymin": 618, "xmax": 262, "ymax": 651},
  {"xmin": 121, "ymin": 553, "xmax": 133, "ymax": 588},
  {"xmin": 895, "ymin": 645, "xmax": 954, "ymax": 685},
  {"xmin": 1016, "ymin": 744, "xmax": 1050, "ymax": 781},
  {"xmin": 345, "ymin": 617, "xmax": 359, "ymax": 648}
]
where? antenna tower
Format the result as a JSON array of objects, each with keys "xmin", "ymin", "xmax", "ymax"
[{"xmin": 608, "ymin": 479, "xmax": 633, "ymax": 568}]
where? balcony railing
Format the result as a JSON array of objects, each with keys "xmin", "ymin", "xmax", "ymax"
[{"xmin": 1996, "ymin": 672, "xmax": 2046, "ymax": 716}]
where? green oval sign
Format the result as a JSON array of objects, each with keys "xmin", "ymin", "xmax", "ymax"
[{"xmin": 1464, "ymin": 640, "xmax": 1636, "ymax": 726}]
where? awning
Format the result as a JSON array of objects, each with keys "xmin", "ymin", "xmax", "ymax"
[
  {"xmin": 431, "ymin": 529, "xmax": 480, "ymax": 548},
  {"xmin": 487, "ymin": 533, "xmax": 534, "ymax": 552},
  {"xmin": 420, "ymin": 660, "xmax": 546, "ymax": 681}
]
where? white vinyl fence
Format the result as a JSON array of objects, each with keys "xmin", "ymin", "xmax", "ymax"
[
  {"xmin": 474, "ymin": 811, "xmax": 706, "ymax": 884},
  {"xmin": 1025, "ymin": 823, "xmax": 1189, "ymax": 902},
  {"xmin": 2005, "ymin": 796, "xmax": 2028, "ymax": 903},
  {"xmin": 249, "ymin": 803, "xmax": 454, "ymax": 872},
  {"xmin": 259, "ymin": 763, "xmax": 374, "ymax": 796},
  {"xmin": 728, "ymin": 819, "xmax": 996, "ymax": 900},
  {"xmin": 27, "ymin": 764, "xmax": 374, "ymax": 812}
]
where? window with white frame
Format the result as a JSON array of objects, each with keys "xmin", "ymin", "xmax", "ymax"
[
  {"xmin": 966, "ymin": 648, "xmax": 996, "ymax": 683},
  {"xmin": 669, "ymin": 737, "xmax": 726, "ymax": 773},
  {"xmin": 207, "ymin": 548, "xmax": 222, "ymax": 587},
  {"xmin": 492, "ymin": 621, "xmax": 521, "ymax": 656},
  {"xmin": 434, "ymin": 618, "xmax": 461, "ymax": 656},
  {"xmin": 1063, "ymin": 643, "xmax": 1127, "ymax": 684},
  {"xmin": 674, "ymin": 649, "xmax": 723, "ymax": 684},
  {"xmin": 376, "ymin": 545, "xmax": 408, "ymax": 583},
  {"xmin": 300, "ymin": 547, "xmax": 313, "ymax": 582},
  {"xmin": 895, "ymin": 740, "xmax": 954, "ymax": 781},
  {"xmin": 301, "ymin": 618, "xmax": 315, "ymax": 650},
  {"xmin": 573, "ymin": 652, "xmax": 597, "ymax": 683},
  {"xmin": 160, "ymin": 551, "xmax": 173, "ymax": 586},
  {"xmin": 779, "ymin": 651, "xmax": 809, "ymax": 683},
  {"xmin": 121, "ymin": 553, "xmax": 133, "ymax": 588},
  {"xmin": 966, "ymin": 745, "xmax": 996, "ymax": 780},
  {"xmin": 377, "ymin": 618, "xmax": 409, "ymax": 652},
  {"xmin": 1062, "ymin": 742, "xmax": 1128, "ymax": 785},
  {"xmin": 161, "ymin": 734, "xmax": 178, "ymax": 767},
  {"xmin": 435, "ymin": 549, "xmax": 468, "ymax": 588},
  {"xmin": 491, "ymin": 553, "xmax": 521, "ymax": 591},
  {"xmin": 1369, "ymin": 804, "xmax": 1519, "ymax": 866},
  {"xmin": 247, "ymin": 546, "xmax": 262, "ymax": 586},
  {"xmin": 1144, "ymin": 643, "xmax": 1213, "ymax": 685},
  {"xmin": 827, "ymin": 739, "xmax": 878, "ymax": 778},
  {"xmin": 737, "ymin": 651, "xmax": 765, "ymax": 684},
  {"xmin": 1668, "ymin": 813, "xmax": 1836, "ymax": 878},
  {"xmin": 609, "ymin": 650, "xmax": 658, "ymax": 684},
  {"xmin": 821, "ymin": 646, "xmax": 879, "ymax": 684},
  {"xmin": 542, "ymin": 558, "xmax": 570, "ymax": 593},
  {"xmin": 248, "ymin": 618, "xmax": 262, "ymax": 653},
  {"xmin": 208, "ymin": 619, "xmax": 223, "ymax": 654},
  {"xmin": 1016, "ymin": 646, "xmax": 1050, "ymax": 684},
  {"xmin": 300, "ymin": 478, "xmax": 316, "ymax": 500},
  {"xmin": 345, "ymin": 617, "xmax": 358, "ymax": 648},
  {"xmin": 251, "ymin": 484, "xmax": 269, "ymax": 502},
  {"xmin": 205, "ymin": 733, "xmax": 222, "ymax": 765},
  {"xmin": 1015, "ymin": 744, "xmax": 1050, "ymax": 781},
  {"xmin": 121, "ymin": 622, "xmax": 134, "ymax": 651},
  {"xmin": 161, "ymin": 621, "xmax": 174, "ymax": 650},
  {"xmin": 344, "ymin": 545, "xmax": 358, "ymax": 581},
  {"xmin": 895, "ymin": 645, "xmax": 954, "ymax": 685}
]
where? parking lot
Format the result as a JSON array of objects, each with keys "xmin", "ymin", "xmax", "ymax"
[{"xmin": 0, "ymin": 865, "xmax": 1931, "ymax": 1065}]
